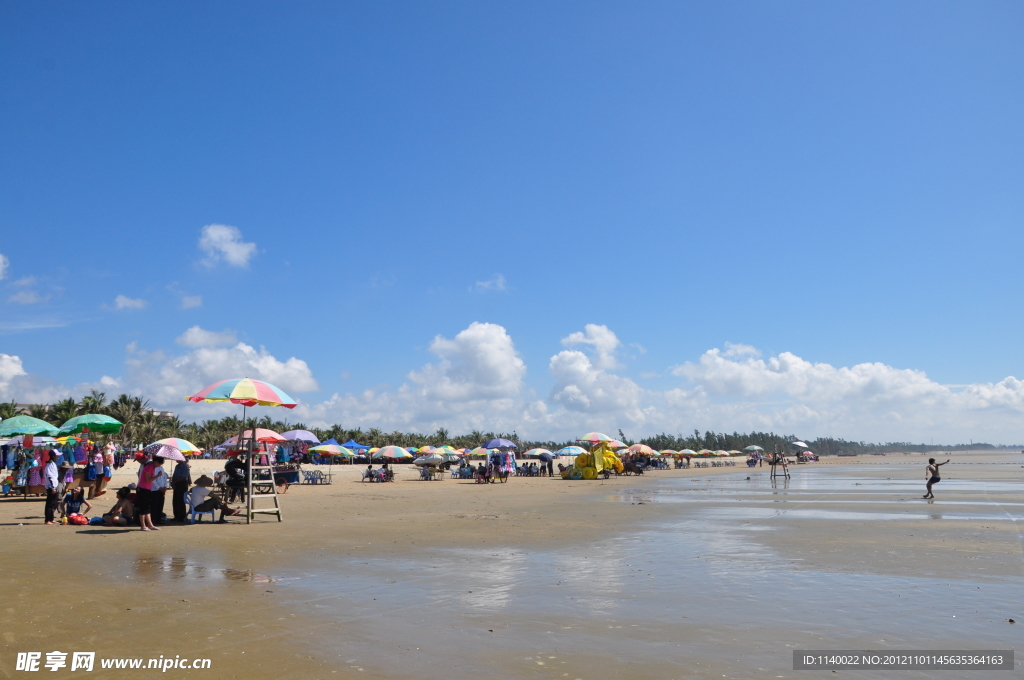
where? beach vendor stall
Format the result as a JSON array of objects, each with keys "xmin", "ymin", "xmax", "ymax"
[
  {"xmin": 561, "ymin": 433, "xmax": 624, "ymax": 480},
  {"xmin": 0, "ymin": 416, "xmax": 62, "ymax": 497}
]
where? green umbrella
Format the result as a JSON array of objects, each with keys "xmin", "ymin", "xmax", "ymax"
[
  {"xmin": 58, "ymin": 413, "xmax": 123, "ymax": 435},
  {"xmin": 0, "ymin": 415, "xmax": 60, "ymax": 437}
]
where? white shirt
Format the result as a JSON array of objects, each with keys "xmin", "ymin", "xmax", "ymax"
[
  {"xmin": 189, "ymin": 486, "xmax": 211, "ymax": 506},
  {"xmin": 151, "ymin": 465, "xmax": 168, "ymax": 491}
]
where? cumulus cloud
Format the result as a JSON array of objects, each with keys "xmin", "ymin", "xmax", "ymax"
[
  {"xmin": 298, "ymin": 322, "xmax": 530, "ymax": 433},
  {"xmin": 471, "ymin": 274, "xmax": 508, "ymax": 292},
  {"xmin": 0, "ymin": 353, "xmax": 27, "ymax": 391},
  {"xmin": 0, "ymin": 253, "xmax": 8, "ymax": 280},
  {"xmin": 667, "ymin": 345, "xmax": 1024, "ymax": 443},
  {"xmin": 8, "ymin": 290, "xmax": 48, "ymax": 305},
  {"xmin": 175, "ymin": 326, "xmax": 238, "ymax": 348},
  {"xmin": 199, "ymin": 224, "xmax": 257, "ymax": 268},
  {"xmin": 114, "ymin": 294, "xmax": 147, "ymax": 310},
  {"xmin": 548, "ymin": 325, "xmax": 648, "ymax": 428},
  {"xmin": 180, "ymin": 295, "xmax": 202, "ymax": 309},
  {"xmin": 561, "ymin": 324, "xmax": 622, "ymax": 370}
]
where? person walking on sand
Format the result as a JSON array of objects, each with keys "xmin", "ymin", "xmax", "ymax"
[
  {"xmin": 923, "ymin": 457, "xmax": 950, "ymax": 499},
  {"xmin": 43, "ymin": 452, "xmax": 61, "ymax": 525}
]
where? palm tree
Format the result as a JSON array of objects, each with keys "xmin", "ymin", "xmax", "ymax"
[
  {"xmin": 107, "ymin": 394, "xmax": 150, "ymax": 448},
  {"xmin": 79, "ymin": 390, "xmax": 107, "ymax": 415},
  {"xmin": 367, "ymin": 427, "xmax": 384, "ymax": 447},
  {"xmin": 0, "ymin": 400, "xmax": 21, "ymax": 419},
  {"xmin": 48, "ymin": 398, "xmax": 80, "ymax": 426},
  {"xmin": 26, "ymin": 404, "xmax": 51, "ymax": 420}
]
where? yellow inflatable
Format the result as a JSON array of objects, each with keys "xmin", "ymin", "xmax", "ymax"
[{"xmin": 561, "ymin": 443, "xmax": 623, "ymax": 479}]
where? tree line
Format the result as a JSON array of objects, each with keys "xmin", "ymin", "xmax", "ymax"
[{"xmin": 0, "ymin": 393, "xmax": 1011, "ymax": 454}]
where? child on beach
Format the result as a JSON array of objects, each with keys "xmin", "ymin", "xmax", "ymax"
[{"xmin": 924, "ymin": 457, "xmax": 950, "ymax": 499}]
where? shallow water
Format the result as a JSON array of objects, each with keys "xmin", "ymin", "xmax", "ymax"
[{"xmin": 124, "ymin": 464, "xmax": 1023, "ymax": 679}]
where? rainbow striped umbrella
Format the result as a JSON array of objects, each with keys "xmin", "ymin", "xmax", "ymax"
[
  {"xmin": 576, "ymin": 432, "xmax": 614, "ymax": 443},
  {"xmin": 373, "ymin": 445, "xmax": 413, "ymax": 459},
  {"xmin": 310, "ymin": 444, "xmax": 354, "ymax": 457},
  {"xmin": 555, "ymin": 446, "xmax": 586, "ymax": 456},
  {"xmin": 628, "ymin": 444, "xmax": 657, "ymax": 455},
  {"xmin": 148, "ymin": 438, "xmax": 201, "ymax": 453},
  {"xmin": 186, "ymin": 378, "xmax": 297, "ymax": 408},
  {"xmin": 417, "ymin": 445, "xmax": 434, "ymax": 453}
]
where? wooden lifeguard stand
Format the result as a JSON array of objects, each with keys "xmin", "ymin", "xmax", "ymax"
[
  {"xmin": 241, "ymin": 430, "xmax": 283, "ymax": 524},
  {"xmin": 770, "ymin": 444, "xmax": 790, "ymax": 479}
]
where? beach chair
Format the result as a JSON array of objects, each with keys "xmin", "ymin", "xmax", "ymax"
[
  {"xmin": 360, "ymin": 470, "xmax": 374, "ymax": 482},
  {"xmin": 184, "ymin": 494, "xmax": 216, "ymax": 524}
]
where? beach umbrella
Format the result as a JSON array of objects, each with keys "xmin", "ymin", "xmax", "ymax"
[
  {"xmin": 143, "ymin": 442, "xmax": 187, "ymax": 462},
  {"xmin": 628, "ymin": 444, "xmax": 656, "ymax": 455},
  {"xmin": 223, "ymin": 429, "xmax": 286, "ymax": 445},
  {"xmin": 524, "ymin": 447, "xmax": 552, "ymax": 458},
  {"xmin": 281, "ymin": 430, "xmax": 320, "ymax": 444},
  {"xmin": 0, "ymin": 415, "xmax": 60, "ymax": 437},
  {"xmin": 555, "ymin": 446, "xmax": 585, "ymax": 456},
  {"xmin": 148, "ymin": 438, "xmax": 201, "ymax": 453},
  {"xmin": 743, "ymin": 445, "xmax": 764, "ymax": 452},
  {"xmin": 659, "ymin": 450, "xmax": 679, "ymax": 456},
  {"xmin": 467, "ymin": 446, "xmax": 490, "ymax": 457},
  {"xmin": 483, "ymin": 438, "xmax": 517, "ymax": 449},
  {"xmin": 413, "ymin": 452, "xmax": 445, "ymax": 466},
  {"xmin": 310, "ymin": 444, "xmax": 354, "ymax": 457},
  {"xmin": 697, "ymin": 449, "xmax": 713, "ymax": 456},
  {"xmin": 728, "ymin": 450, "xmax": 741, "ymax": 455},
  {"xmin": 432, "ymin": 445, "xmax": 458, "ymax": 454},
  {"xmin": 373, "ymin": 445, "xmax": 413, "ymax": 459},
  {"xmin": 714, "ymin": 450, "xmax": 730, "ymax": 457},
  {"xmin": 679, "ymin": 449, "xmax": 696, "ymax": 455},
  {"xmin": 616, "ymin": 448, "xmax": 630, "ymax": 456},
  {"xmin": 187, "ymin": 377, "xmax": 297, "ymax": 409},
  {"xmin": 58, "ymin": 413, "xmax": 122, "ymax": 435},
  {"xmin": 791, "ymin": 441, "xmax": 809, "ymax": 448},
  {"xmin": 576, "ymin": 432, "xmax": 613, "ymax": 443},
  {"xmin": 417, "ymin": 445, "xmax": 434, "ymax": 453},
  {"xmin": 607, "ymin": 440, "xmax": 626, "ymax": 449},
  {"xmin": 405, "ymin": 447, "xmax": 418, "ymax": 453}
]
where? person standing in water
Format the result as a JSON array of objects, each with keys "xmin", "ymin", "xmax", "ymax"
[{"xmin": 924, "ymin": 457, "xmax": 950, "ymax": 499}]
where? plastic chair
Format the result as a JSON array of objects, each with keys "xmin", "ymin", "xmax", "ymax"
[{"xmin": 185, "ymin": 494, "xmax": 216, "ymax": 524}]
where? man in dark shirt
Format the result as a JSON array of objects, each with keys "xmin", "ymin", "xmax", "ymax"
[
  {"xmin": 224, "ymin": 455, "xmax": 248, "ymax": 502},
  {"xmin": 171, "ymin": 459, "xmax": 192, "ymax": 522}
]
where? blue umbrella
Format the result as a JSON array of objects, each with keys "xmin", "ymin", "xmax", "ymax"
[{"xmin": 484, "ymin": 438, "xmax": 517, "ymax": 449}]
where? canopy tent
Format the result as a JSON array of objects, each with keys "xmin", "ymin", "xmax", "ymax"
[{"xmin": 342, "ymin": 439, "xmax": 370, "ymax": 450}]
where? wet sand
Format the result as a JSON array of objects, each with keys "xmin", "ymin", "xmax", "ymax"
[{"xmin": 1, "ymin": 453, "xmax": 1021, "ymax": 679}]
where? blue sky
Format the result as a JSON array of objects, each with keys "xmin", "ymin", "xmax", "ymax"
[{"xmin": 1, "ymin": 2, "xmax": 1022, "ymax": 443}]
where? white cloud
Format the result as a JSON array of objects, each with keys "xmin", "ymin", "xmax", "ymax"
[
  {"xmin": 0, "ymin": 353, "xmax": 27, "ymax": 391},
  {"xmin": 8, "ymin": 290, "xmax": 48, "ymax": 305},
  {"xmin": 176, "ymin": 326, "xmax": 237, "ymax": 348},
  {"xmin": 0, "ymin": 253, "xmax": 8, "ymax": 280},
  {"xmin": 11, "ymin": 276, "xmax": 34, "ymax": 287},
  {"xmin": 561, "ymin": 324, "xmax": 622, "ymax": 370},
  {"xmin": 127, "ymin": 339, "xmax": 318, "ymax": 408},
  {"xmin": 471, "ymin": 274, "xmax": 508, "ymax": 292},
  {"xmin": 667, "ymin": 345, "xmax": 1024, "ymax": 443},
  {"xmin": 298, "ymin": 322, "xmax": 530, "ymax": 433},
  {"xmin": 180, "ymin": 295, "xmax": 202, "ymax": 309},
  {"xmin": 199, "ymin": 224, "xmax": 257, "ymax": 268},
  {"xmin": 114, "ymin": 294, "xmax": 147, "ymax": 310}
]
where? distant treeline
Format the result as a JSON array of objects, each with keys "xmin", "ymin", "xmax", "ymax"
[{"xmin": 2, "ymin": 393, "xmax": 1016, "ymax": 453}]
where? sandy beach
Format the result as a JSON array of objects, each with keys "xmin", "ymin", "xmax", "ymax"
[{"xmin": 1, "ymin": 452, "xmax": 1021, "ymax": 679}]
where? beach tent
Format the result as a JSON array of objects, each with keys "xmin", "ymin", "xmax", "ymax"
[{"xmin": 342, "ymin": 439, "xmax": 370, "ymax": 450}]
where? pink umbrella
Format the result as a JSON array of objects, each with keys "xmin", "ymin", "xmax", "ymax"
[{"xmin": 143, "ymin": 443, "xmax": 187, "ymax": 462}]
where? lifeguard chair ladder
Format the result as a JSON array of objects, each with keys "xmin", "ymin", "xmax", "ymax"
[{"xmin": 243, "ymin": 432, "xmax": 283, "ymax": 524}]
